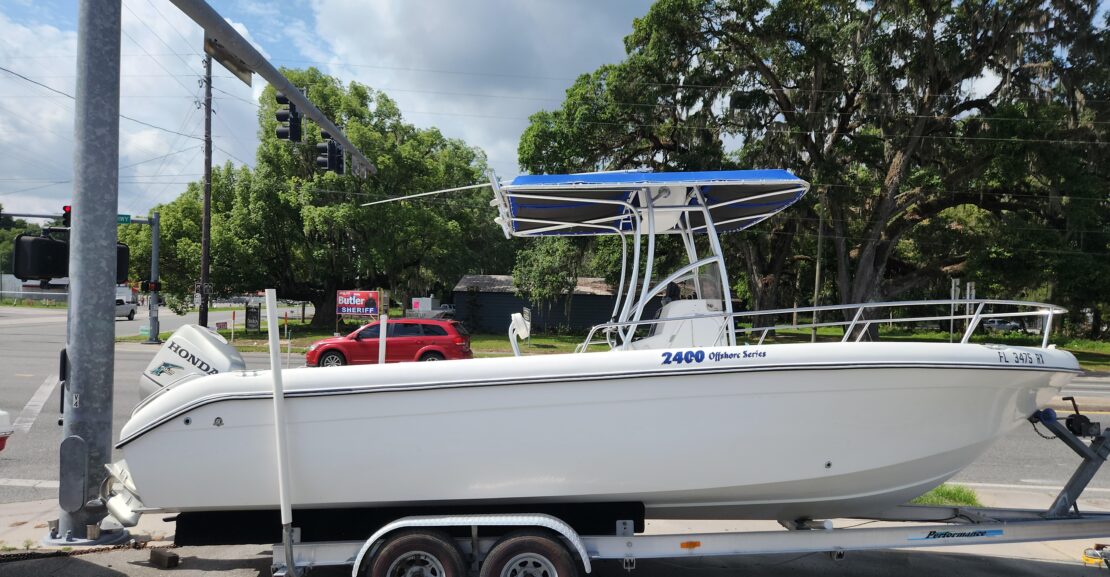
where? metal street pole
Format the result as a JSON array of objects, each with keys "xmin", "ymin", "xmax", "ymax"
[
  {"xmin": 199, "ymin": 56, "xmax": 212, "ymax": 327},
  {"xmin": 50, "ymin": 0, "xmax": 129, "ymax": 546},
  {"xmin": 1, "ymin": 212, "xmax": 62, "ymax": 219},
  {"xmin": 144, "ymin": 211, "xmax": 162, "ymax": 344}
]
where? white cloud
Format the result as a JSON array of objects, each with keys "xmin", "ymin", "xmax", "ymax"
[
  {"xmin": 0, "ymin": 1, "xmax": 261, "ymax": 216},
  {"xmin": 1, "ymin": 0, "xmax": 655, "ymax": 217},
  {"xmin": 306, "ymin": 0, "xmax": 653, "ymax": 178}
]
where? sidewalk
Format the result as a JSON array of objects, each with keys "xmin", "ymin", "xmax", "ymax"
[{"xmin": 0, "ymin": 487, "xmax": 1106, "ymax": 576}]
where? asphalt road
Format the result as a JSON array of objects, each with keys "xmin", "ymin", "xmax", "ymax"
[
  {"xmin": 1, "ymin": 303, "xmax": 1109, "ymax": 505},
  {"xmin": 0, "ymin": 305, "xmax": 305, "ymax": 504}
]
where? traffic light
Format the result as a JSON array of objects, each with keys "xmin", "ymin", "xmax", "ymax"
[
  {"xmin": 62, "ymin": 205, "xmax": 71, "ymax": 227},
  {"xmin": 12, "ymin": 235, "xmax": 129, "ymax": 283},
  {"xmin": 12, "ymin": 234, "xmax": 68, "ymax": 281},
  {"xmin": 140, "ymin": 280, "xmax": 161, "ymax": 292},
  {"xmin": 315, "ymin": 139, "xmax": 344, "ymax": 174},
  {"xmin": 275, "ymin": 92, "xmax": 302, "ymax": 142},
  {"xmin": 115, "ymin": 243, "xmax": 129, "ymax": 284}
]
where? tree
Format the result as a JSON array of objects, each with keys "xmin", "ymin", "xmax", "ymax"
[
  {"xmin": 519, "ymin": 0, "xmax": 1109, "ymax": 322},
  {"xmin": 0, "ymin": 204, "xmax": 40, "ymax": 279},
  {"xmin": 124, "ymin": 68, "xmax": 516, "ymax": 327}
]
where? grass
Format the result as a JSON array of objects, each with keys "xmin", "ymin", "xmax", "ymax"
[
  {"xmin": 0, "ymin": 298, "xmax": 67, "ymax": 308},
  {"xmin": 910, "ymin": 484, "xmax": 982, "ymax": 507},
  {"xmin": 469, "ymin": 333, "xmax": 597, "ymax": 356}
]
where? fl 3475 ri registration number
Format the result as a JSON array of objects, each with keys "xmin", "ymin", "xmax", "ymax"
[{"xmin": 998, "ymin": 350, "xmax": 1045, "ymax": 365}]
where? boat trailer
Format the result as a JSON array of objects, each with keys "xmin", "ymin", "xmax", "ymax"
[{"xmin": 269, "ymin": 405, "xmax": 1110, "ymax": 576}]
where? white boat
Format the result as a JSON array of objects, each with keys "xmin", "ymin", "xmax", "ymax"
[
  {"xmin": 106, "ymin": 170, "xmax": 1078, "ymax": 534},
  {"xmin": 0, "ymin": 408, "xmax": 12, "ymax": 452}
]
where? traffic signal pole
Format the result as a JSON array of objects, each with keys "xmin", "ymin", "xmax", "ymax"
[{"xmin": 48, "ymin": 0, "xmax": 129, "ymax": 546}]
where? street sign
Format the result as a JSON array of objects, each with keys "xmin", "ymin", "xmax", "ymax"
[
  {"xmin": 336, "ymin": 290, "xmax": 379, "ymax": 316},
  {"xmin": 117, "ymin": 214, "xmax": 131, "ymax": 224},
  {"xmin": 245, "ymin": 302, "xmax": 261, "ymax": 332}
]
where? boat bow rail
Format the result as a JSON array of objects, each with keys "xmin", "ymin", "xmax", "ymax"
[{"xmin": 576, "ymin": 299, "xmax": 1068, "ymax": 353}]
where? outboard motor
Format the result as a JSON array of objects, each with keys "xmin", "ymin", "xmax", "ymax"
[{"xmin": 139, "ymin": 325, "xmax": 245, "ymax": 399}]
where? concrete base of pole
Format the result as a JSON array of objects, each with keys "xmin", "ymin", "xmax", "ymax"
[{"xmin": 42, "ymin": 528, "xmax": 131, "ymax": 547}]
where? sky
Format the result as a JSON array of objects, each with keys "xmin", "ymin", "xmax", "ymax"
[{"xmin": 0, "ymin": 0, "xmax": 654, "ymax": 216}]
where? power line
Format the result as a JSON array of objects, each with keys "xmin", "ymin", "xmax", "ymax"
[
  {"xmin": 211, "ymin": 107, "xmax": 252, "ymax": 161},
  {"xmin": 0, "ymin": 181, "xmax": 69, "ymax": 197},
  {"xmin": 0, "ymin": 147, "xmax": 204, "ymax": 199},
  {"xmin": 127, "ymin": 79, "xmax": 206, "ymax": 213},
  {"xmin": 142, "ymin": 145, "xmax": 205, "ymax": 208},
  {"xmin": 129, "ymin": 124, "xmax": 204, "ymax": 212},
  {"xmin": 140, "ymin": 0, "xmax": 204, "ymax": 60},
  {"xmin": 212, "ymin": 144, "xmax": 251, "ymax": 167},
  {"xmin": 119, "ymin": 25, "xmax": 201, "ymax": 97},
  {"xmin": 359, "ymin": 84, "xmax": 1110, "ymax": 129},
  {"xmin": 269, "ymin": 56, "xmax": 1110, "ymax": 105},
  {"xmin": 211, "ymin": 85, "xmax": 258, "ymax": 107},
  {"xmin": 393, "ymin": 106, "xmax": 1109, "ymax": 146},
  {"xmin": 0, "ymin": 64, "xmax": 204, "ymax": 141},
  {"xmin": 807, "ymin": 182, "xmax": 1109, "ymax": 203},
  {"xmin": 761, "ymin": 228, "xmax": 1110, "ymax": 258}
]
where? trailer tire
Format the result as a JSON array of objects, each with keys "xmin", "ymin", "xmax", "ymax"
[
  {"xmin": 364, "ymin": 529, "xmax": 465, "ymax": 577},
  {"xmin": 479, "ymin": 530, "xmax": 579, "ymax": 577}
]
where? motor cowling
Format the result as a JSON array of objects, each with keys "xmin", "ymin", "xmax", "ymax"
[{"xmin": 139, "ymin": 325, "xmax": 245, "ymax": 399}]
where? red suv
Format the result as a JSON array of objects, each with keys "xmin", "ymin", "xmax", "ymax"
[{"xmin": 306, "ymin": 318, "xmax": 472, "ymax": 367}]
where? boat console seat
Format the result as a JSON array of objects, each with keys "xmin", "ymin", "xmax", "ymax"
[{"xmin": 624, "ymin": 299, "xmax": 726, "ymax": 350}]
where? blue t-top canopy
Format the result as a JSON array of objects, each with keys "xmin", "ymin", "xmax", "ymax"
[{"xmin": 495, "ymin": 169, "xmax": 809, "ymax": 236}]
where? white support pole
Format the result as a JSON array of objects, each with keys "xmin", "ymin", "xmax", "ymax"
[
  {"xmin": 378, "ymin": 314, "xmax": 389, "ymax": 365},
  {"xmin": 950, "ymin": 279, "xmax": 959, "ymax": 343},
  {"xmin": 264, "ymin": 289, "xmax": 297, "ymax": 575}
]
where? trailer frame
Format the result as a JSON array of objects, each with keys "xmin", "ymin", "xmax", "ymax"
[{"xmin": 269, "ymin": 410, "xmax": 1110, "ymax": 576}]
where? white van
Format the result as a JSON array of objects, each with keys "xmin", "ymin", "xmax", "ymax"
[{"xmin": 116, "ymin": 286, "xmax": 137, "ymax": 320}]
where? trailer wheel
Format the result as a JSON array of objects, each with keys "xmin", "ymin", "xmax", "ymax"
[
  {"xmin": 365, "ymin": 529, "xmax": 465, "ymax": 577},
  {"xmin": 479, "ymin": 530, "xmax": 579, "ymax": 577}
]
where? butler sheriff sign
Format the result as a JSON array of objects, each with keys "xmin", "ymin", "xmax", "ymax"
[{"xmin": 337, "ymin": 290, "xmax": 379, "ymax": 316}]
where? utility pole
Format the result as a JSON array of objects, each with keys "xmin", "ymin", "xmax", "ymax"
[
  {"xmin": 199, "ymin": 55, "xmax": 212, "ymax": 327},
  {"xmin": 49, "ymin": 0, "xmax": 129, "ymax": 546}
]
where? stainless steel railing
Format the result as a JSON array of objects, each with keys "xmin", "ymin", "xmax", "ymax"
[{"xmin": 576, "ymin": 299, "xmax": 1066, "ymax": 353}]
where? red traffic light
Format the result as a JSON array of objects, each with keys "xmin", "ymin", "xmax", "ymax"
[{"xmin": 62, "ymin": 205, "xmax": 71, "ymax": 227}]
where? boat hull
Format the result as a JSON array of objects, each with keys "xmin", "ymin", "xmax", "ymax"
[{"xmin": 116, "ymin": 342, "xmax": 1076, "ymax": 521}]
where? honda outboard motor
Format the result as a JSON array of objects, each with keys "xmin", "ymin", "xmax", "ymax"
[{"xmin": 139, "ymin": 325, "xmax": 245, "ymax": 398}]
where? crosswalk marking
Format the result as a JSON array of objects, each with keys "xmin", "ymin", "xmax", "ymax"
[
  {"xmin": 13, "ymin": 374, "xmax": 59, "ymax": 434},
  {"xmin": 0, "ymin": 478, "xmax": 59, "ymax": 489}
]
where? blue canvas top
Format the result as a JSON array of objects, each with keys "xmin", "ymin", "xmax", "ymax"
[
  {"xmin": 496, "ymin": 169, "xmax": 809, "ymax": 236},
  {"xmin": 509, "ymin": 169, "xmax": 801, "ymax": 187}
]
